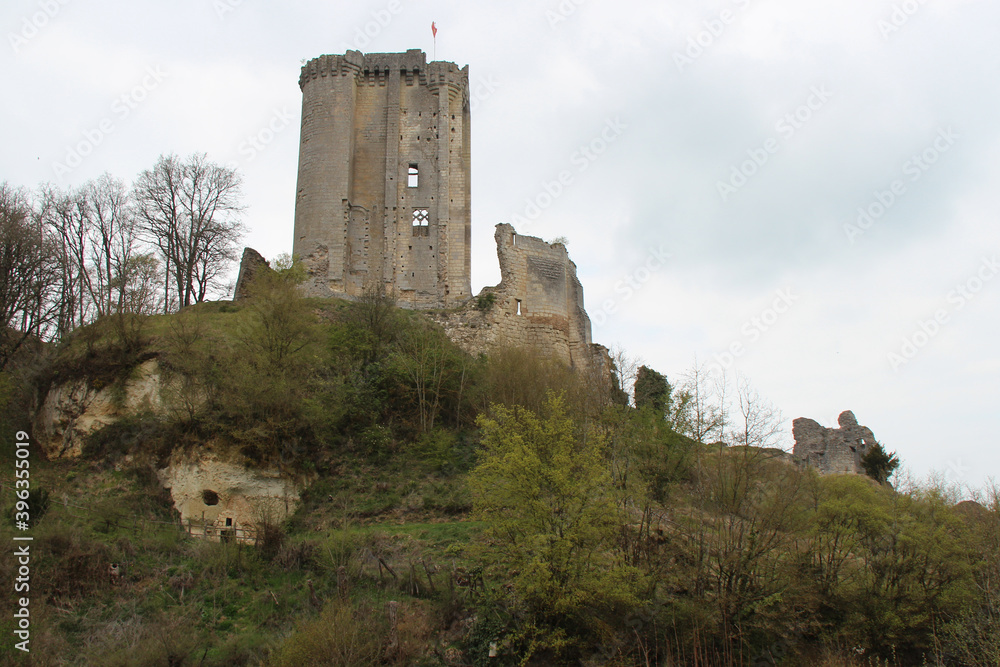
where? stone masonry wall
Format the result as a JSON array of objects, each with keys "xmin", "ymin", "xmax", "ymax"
[
  {"xmin": 792, "ymin": 410, "xmax": 878, "ymax": 475},
  {"xmin": 293, "ymin": 50, "xmax": 471, "ymax": 309},
  {"xmin": 233, "ymin": 248, "xmax": 270, "ymax": 300},
  {"xmin": 291, "ymin": 50, "xmax": 607, "ymax": 374},
  {"xmin": 429, "ymin": 223, "xmax": 608, "ymax": 371}
]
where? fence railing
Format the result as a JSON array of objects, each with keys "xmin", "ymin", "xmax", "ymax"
[{"xmin": 182, "ymin": 516, "xmax": 258, "ymax": 544}]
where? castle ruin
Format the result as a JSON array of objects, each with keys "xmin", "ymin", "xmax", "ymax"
[
  {"xmin": 285, "ymin": 49, "xmax": 608, "ymax": 370},
  {"xmin": 792, "ymin": 410, "xmax": 878, "ymax": 475},
  {"xmin": 293, "ymin": 49, "xmax": 471, "ymax": 308},
  {"xmin": 428, "ymin": 223, "xmax": 603, "ymax": 370}
]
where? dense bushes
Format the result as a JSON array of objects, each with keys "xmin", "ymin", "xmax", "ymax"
[{"xmin": 463, "ymin": 387, "xmax": 998, "ymax": 665}]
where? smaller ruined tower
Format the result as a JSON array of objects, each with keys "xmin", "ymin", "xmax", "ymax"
[
  {"xmin": 293, "ymin": 49, "xmax": 471, "ymax": 308},
  {"xmin": 792, "ymin": 410, "xmax": 878, "ymax": 475}
]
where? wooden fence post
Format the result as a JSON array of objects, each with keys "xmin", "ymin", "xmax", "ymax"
[{"xmin": 386, "ymin": 600, "xmax": 399, "ymax": 658}]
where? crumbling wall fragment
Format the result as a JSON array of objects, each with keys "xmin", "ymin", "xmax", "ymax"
[
  {"xmin": 233, "ymin": 247, "xmax": 271, "ymax": 300},
  {"xmin": 792, "ymin": 410, "xmax": 878, "ymax": 475},
  {"xmin": 429, "ymin": 224, "xmax": 606, "ymax": 371}
]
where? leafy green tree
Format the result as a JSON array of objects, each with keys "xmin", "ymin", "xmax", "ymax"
[
  {"xmin": 861, "ymin": 442, "xmax": 900, "ymax": 484},
  {"xmin": 681, "ymin": 446, "xmax": 809, "ymax": 647},
  {"xmin": 211, "ymin": 254, "xmax": 320, "ymax": 462},
  {"xmin": 350, "ymin": 279, "xmax": 400, "ymax": 363},
  {"xmin": 393, "ymin": 323, "xmax": 466, "ymax": 433},
  {"xmin": 602, "ymin": 403, "xmax": 695, "ymax": 572},
  {"xmin": 239, "ymin": 254, "xmax": 312, "ymax": 368},
  {"xmin": 633, "ymin": 365, "xmax": 670, "ymax": 414},
  {"xmin": 469, "ymin": 393, "xmax": 639, "ymax": 657},
  {"xmin": 943, "ymin": 484, "xmax": 1000, "ymax": 666}
]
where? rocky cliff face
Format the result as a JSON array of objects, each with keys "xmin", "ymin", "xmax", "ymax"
[
  {"xmin": 34, "ymin": 360, "xmax": 304, "ymax": 538},
  {"xmin": 34, "ymin": 360, "xmax": 165, "ymax": 459},
  {"xmin": 157, "ymin": 451, "xmax": 303, "ymax": 540}
]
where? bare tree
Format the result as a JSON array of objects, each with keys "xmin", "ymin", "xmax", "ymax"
[
  {"xmin": 610, "ymin": 344, "xmax": 640, "ymax": 407},
  {"xmin": 84, "ymin": 174, "xmax": 147, "ymax": 315},
  {"xmin": 714, "ymin": 368, "xmax": 731, "ymax": 445},
  {"xmin": 0, "ymin": 183, "xmax": 60, "ymax": 369},
  {"xmin": 729, "ymin": 373, "xmax": 784, "ymax": 450},
  {"xmin": 677, "ymin": 358, "xmax": 724, "ymax": 444},
  {"xmin": 117, "ymin": 253, "xmax": 161, "ymax": 315},
  {"xmin": 37, "ymin": 184, "xmax": 94, "ymax": 334},
  {"xmin": 35, "ymin": 177, "xmax": 158, "ymax": 338},
  {"xmin": 133, "ymin": 153, "xmax": 245, "ymax": 311}
]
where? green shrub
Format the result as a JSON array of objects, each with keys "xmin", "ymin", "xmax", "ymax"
[
  {"xmin": 20, "ymin": 486, "xmax": 50, "ymax": 527},
  {"xmin": 475, "ymin": 292, "xmax": 496, "ymax": 311},
  {"xmin": 80, "ymin": 413, "xmax": 164, "ymax": 463},
  {"xmin": 268, "ymin": 600, "xmax": 385, "ymax": 667}
]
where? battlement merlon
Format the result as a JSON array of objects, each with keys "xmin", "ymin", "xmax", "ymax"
[{"xmin": 299, "ymin": 50, "xmax": 468, "ymax": 92}]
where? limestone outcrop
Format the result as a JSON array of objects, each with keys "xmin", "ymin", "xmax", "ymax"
[
  {"xmin": 34, "ymin": 360, "xmax": 165, "ymax": 459},
  {"xmin": 792, "ymin": 410, "xmax": 878, "ymax": 475},
  {"xmin": 34, "ymin": 358, "xmax": 303, "ymax": 541},
  {"xmin": 157, "ymin": 451, "xmax": 303, "ymax": 540}
]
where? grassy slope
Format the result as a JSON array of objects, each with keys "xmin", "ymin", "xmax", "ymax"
[
  {"xmin": 0, "ymin": 299, "xmax": 483, "ymax": 666},
  {"xmin": 4, "ymin": 299, "xmax": 993, "ymax": 666}
]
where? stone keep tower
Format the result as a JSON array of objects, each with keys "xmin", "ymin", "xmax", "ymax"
[{"xmin": 293, "ymin": 49, "xmax": 472, "ymax": 308}]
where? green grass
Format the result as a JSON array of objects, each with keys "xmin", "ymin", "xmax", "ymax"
[
  {"xmin": 371, "ymin": 520, "xmax": 485, "ymax": 545},
  {"xmin": 0, "ymin": 434, "xmax": 479, "ymax": 665}
]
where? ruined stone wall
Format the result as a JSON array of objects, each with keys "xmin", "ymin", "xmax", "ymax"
[
  {"xmin": 429, "ymin": 224, "xmax": 608, "ymax": 371},
  {"xmin": 792, "ymin": 410, "xmax": 877, "ymax": 475},
  {"xmin": 233, "ymin": 248, "xmax": 270, "ymax": 300},
  {"xmin": 293, "ymin": 50, "xmax": 471, "ymax": 309}
]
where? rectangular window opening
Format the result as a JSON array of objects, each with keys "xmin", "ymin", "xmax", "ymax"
[
  {"xmin": 225, "ymin": 517, "xmax": 232, "ymax": 527},
  {"xmin": 407, "ymin": 164, "xmax": 419, "ymax": 188},
  {"xmin": 516, "ymin": 299, "xmax": 522, "ymax": 316}
]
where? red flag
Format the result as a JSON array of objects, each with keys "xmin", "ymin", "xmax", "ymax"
[{"xmin": 431, "ymin": 22, "xmax": 438, "ymax": 38}]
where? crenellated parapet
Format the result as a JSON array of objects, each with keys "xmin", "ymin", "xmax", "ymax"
[
  {"xmin": 426, "ymin": 61, "xmax": 469, "ymax": 100},
  {"xmin": 298, "ymin": 49, "xmax": 468, "ymax": 94},
  {"xmin": 298, "ymin": 51, "xmax": 364, "ymax": 88},
  {"xmin": 292, "ymin": 48, "xmax": 609, "ymax": 377}
]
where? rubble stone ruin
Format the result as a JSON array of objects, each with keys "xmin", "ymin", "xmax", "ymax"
[
  {"xmin": 233, "ymin": 247, "xmax": 270, "ymax": 300},
  {"xmin": 234, "ymin": 49, "xmax": 609, "ymax": 370},
  {"xmin": 792, "ymin": 410, "xmax": 878, "ymax": 475}
]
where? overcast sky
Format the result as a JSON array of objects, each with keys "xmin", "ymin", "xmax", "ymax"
[{"xmin": 3, "ymin": 0, "xmax": 998, "ymax": 489}]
